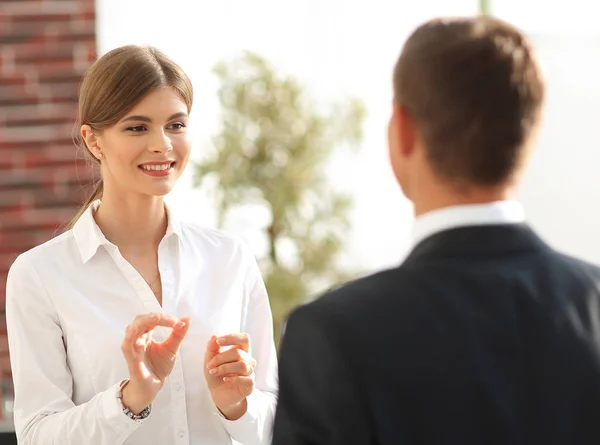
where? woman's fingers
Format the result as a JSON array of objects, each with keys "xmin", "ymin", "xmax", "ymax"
[
  {"xmin": 222, "ymin": 375, "xmax": 255, "ymax": 396},
  {"xmin": 128, "ymin": 313, "xmax": 180, "ymax": 338},
  {"xmin": 121, "ymin": 313, "xmax": 188, "ymax": 365},
  {"xmin": 161, "ymin": 317, "xmax": 191, "ymax": 355},
  {"xmin": 206, "ymin": 347, "xmax": 253, "ymax": 370},
  {"xmin": 206, "ymin": 347, "xmax": 257, "ymax": 378},
  {"xmin": 208, "ymin": 359, "xmax": 255, "ymax": 377},
  {"xmin": 216, "ymin": 333, "xmax": 251, "ymax": 352}
]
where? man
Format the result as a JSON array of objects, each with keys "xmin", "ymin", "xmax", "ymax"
[{"xmin": 272, "ymin": 16, "xmax": 600, "ymax": 445}]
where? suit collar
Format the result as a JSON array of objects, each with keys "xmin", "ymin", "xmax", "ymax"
[
  {"xmin": 404, "ymin": 223, "xmax": 549, "ymax": 265},
  {"xmin": 411, "ymin": 200, "xmax": 525, "ymax": 249}
]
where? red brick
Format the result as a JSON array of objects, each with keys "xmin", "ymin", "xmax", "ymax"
[
  {"xmin": 27, "ymin": 207, "xmax": 78, "ymax": 228},
  {"xmin": 56, "ymin": 28, "xmax": 95, "ymax": 44},
  {"xmin": 0, "ymin": 85, "xmax": 29, "ymax": 103},
  {"xmin": 1, "ymin": 1, "xmax": 83, "ymax": 18},
  {"xmin": 72, "ymin": 41, "xmax": 95, "ymax": 69},
  {"xmin": 0, "ymin": 354, "xmax": 11, "ymax": 380},
  {"xmin": 0, "ymin": 187, "xmax": 87, "ymax": 213},
  {"xmin": 0, "ymin": 47, "xmax": 16, "ymax": 75},
  {"xmin": 0, "ymin": 0, "xmax": 96, "ymax": 379},
  {"xmin": 6, "ymin": 20, "xmax": 66, "ymax": 38},
  {"xmin": 0, "ymin": 211, "xmax": 65, "ymax": 231},
  {"xmin": 8, "ymin": 37, "xmax": 86, "ymax": 62},
  {"xmin": 6, "ymin": 13, "xmax": 74, "ymax": 23},
  {"xmin": 0, "ymin": 210, "xmax": 75, "ymax": 237},
  {"xmin": 78, "ymin": 9, "xmax": 95, "ymax": 22},
  {"xmin": 24, "ymin": 152, "xmax": 85, "ymax": 169},
  {"xmin": 38, "ymin": 80, "xmax": 80, "ymax": 101},
  {"xmin": 0, "ymin": 226, "xmax": 61, "ymax": 254},
  {"xmin": 0, "ymin": 31, "xmax": 37, "ymax": 46},
  {"xmin": 2, "ymin": 103, "xmax": 76, "ymax": 126},
  {"xmin": 0, "ymin": 137, "xmax": 74, "ymax": 151},
  {"xmin": 0, "ymin": 74, "xmax": 26, "ymax": 86},
  {"xmin": 0, "ymin": 145, "xmax": 76, "ymax": 171},
  {"xmin": 15, "ymin": 49, "xmax": 74, "ymax": 65},
  {"xmin": 0, "ymin": 95, "xmax": 38, "ymax": 107},
  {"xmin": 39, "ymin": 71, "xmax": 83, "ymax": 83},
  {"xmin": 0, "ymin": 254, "xmax": 18, "ymax": 277},
  {"xmin": 0, "ymin": 168, "xmax": 50, "ymax": 191},
  {"xmin": 0, "ymin": 157, "xmax": 16, "ymax": 170},
  {"xmin": 1, "ymin": 122, "xmax": 74, "ymax": 144},
  {"xmin": 0, "ymin": 189, "xmax": 29, "ymax": 210},
  {"xmin": 0, "ymin": 163, "xmax": 94, "ymax": 192},
  {"xmin": 18, "ymin": 59, "xmax": 76, "ymax": 78}
]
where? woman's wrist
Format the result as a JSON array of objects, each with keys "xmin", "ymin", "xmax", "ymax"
[
  {"xmin": 120, "ymin": 379, "xmax": 155, "ymax": 415},
  {"xmin": 216, "ymin": 399, "xmax": 248, "ymax": 421}
]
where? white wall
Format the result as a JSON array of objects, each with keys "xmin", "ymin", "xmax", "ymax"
[
  {"xmin": 518, "ymin": 34, "xmax": 600, "ymax": 264},
  {"xmin": 96, "ymin": 0, "xmax": 600, "ymax": 272}
]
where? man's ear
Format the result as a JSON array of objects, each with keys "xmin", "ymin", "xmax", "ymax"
[
  {"xmin": 394, "ymin": 104, "xmax": 417, "ymax": 158},
  {"xmin": 81, "ymin": 125, "xmax": 102, "ymax": 159}
]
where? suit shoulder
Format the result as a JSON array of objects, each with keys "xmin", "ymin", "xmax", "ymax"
[
  {"xmin": 321, "ymin": 266, "xmax": 417, "ymax": 303},
  {"xmin": 553, "ymin": 251, "xmax": 600, "ymax": 270},
  {"xmin": 551, "ymin": 250, "xmax": 600, "ymax": 282},
  {"xmin": 295, "ymin": 266, "xmax": 417, "ymax": 321}
]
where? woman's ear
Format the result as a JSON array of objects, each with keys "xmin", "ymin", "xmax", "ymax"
[{"xmin": 80, "ymin": 124, "xmax": 102, "ymax": 160}]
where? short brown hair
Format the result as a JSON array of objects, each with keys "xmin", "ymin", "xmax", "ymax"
[
  {"xmin": 394, "ymin": 17, "xmax": 544, "ymax": 186},
  {"xmin": 68, "ymin": 45, "xmax": 193, "ymax": 228}
]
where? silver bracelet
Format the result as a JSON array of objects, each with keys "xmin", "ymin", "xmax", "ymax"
[{"xmin": 117, "ymin": 379, "xmax": 152, "ymax": 423}]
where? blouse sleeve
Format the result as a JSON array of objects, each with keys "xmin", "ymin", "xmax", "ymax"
[{"xmin": 6, "ymin": 254, "xmax": 142, "ymax": 445}]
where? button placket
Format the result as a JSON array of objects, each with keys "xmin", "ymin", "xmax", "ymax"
[
  {"xmin": 158, "ymin": 237, "xmax": 176, "ymax": 314},
  {"xmin": 170, "ymin": 358, "xmax": 190, "ymax": 444},
  {"xmin": 105, "ymin": 244, "xmax": 163, "ymax": 312}
]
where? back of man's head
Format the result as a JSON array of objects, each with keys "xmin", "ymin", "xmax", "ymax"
[{"xmin": 394, "ymin": 16, "xmax": 545, "ymax": 188}]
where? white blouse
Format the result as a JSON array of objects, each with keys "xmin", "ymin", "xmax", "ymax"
[{"xmin": 5, "ymin": 201, "xmax": 278, "ymax": 445}]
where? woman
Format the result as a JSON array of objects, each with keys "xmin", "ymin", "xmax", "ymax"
[{"xmin": 5, "ymin": 45, "xmax": 278, "ymax": 445}]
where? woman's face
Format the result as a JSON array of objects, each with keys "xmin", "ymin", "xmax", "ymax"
[{"xmin": 82, "ymin": 87, "xmax": 191, "ymax": 198}]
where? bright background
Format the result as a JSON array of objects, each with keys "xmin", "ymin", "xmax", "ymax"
[{"xmin": 96, "ymin": 0, "xmax": 600, "ymax": 271}]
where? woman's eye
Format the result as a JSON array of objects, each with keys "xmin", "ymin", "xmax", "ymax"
[
  {"xmin": 169, "ymin": 122, "xmax": 186, "ymax": 130},
  {"xmin": 126, "ymin": 125, "xmax": 146, "ymax": 132}
]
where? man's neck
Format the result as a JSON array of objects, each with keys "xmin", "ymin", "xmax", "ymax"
[
  {"xmin": 94, "ymin": 187, "xmax": 168, "ymax": 255},
  {"xmin": 412, "ymin": 180, "xmax": 515, "ymax": 218}
]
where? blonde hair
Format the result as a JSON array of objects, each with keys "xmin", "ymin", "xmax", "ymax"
[{"xmin": 67, "ymin": 45, "xmax": 193, "ymax": 228}]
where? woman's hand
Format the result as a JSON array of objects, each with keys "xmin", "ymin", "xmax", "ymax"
[
  {"xmin": 204, "ymin": 333, "xmax": 257, "ymax": 420},
  {"xmin": 120, "ymin": 312, "xmax": 191, "ymax": 413}
]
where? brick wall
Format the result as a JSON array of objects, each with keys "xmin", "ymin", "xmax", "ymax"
[{"xmin": 0, "ymin": 0, "xmax": 96, "ymax": 410}]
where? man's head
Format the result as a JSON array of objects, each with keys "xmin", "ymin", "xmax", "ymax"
[{"xmin": 388, "ymin": 16, "xmax": 545, "ymax": 207}]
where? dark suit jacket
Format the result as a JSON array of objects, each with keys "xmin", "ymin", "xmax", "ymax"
[{"xmin": 272, "ymin": 224, "xmax": 600, "ymax": 445}]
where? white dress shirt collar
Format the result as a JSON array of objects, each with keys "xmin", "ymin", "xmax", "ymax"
[
  {"xmin": 72, "ymin": 199, "xmax": 183, "ymax": 264},
  {"xmin": 411, "ymin": 200, "xmax": 525, "ymax": 248}
]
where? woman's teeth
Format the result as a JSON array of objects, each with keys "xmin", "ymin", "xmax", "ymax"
[{"xmin": 141, "ymin": 164, "xmax": 171, "ymax": 171}]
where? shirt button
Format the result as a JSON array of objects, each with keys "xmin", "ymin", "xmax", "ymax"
[
  {"xmin": 178, "ymin": 430, "xmax": 185, "ymax": 438},
  {"xmin": 174, "ymin": 383, "xmax": 182, "ymax": 391}
]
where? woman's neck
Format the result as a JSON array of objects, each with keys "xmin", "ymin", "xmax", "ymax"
[{"xmin": 94, "ymin": 189, "xmax": 168, "ymax": 255}]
